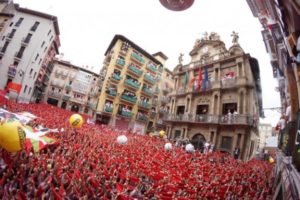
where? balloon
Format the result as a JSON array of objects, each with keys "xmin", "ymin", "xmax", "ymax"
[
  {"xmin": 159, "ymin": 130, "xmax": 165, "ymax": 138},
  {"xmin": 185, "ymin": 143, "xmax": 195, "ymax": 152},
  {"xmin": 164, "ymin": 142, "xmax": 172, "ymax": 151},
  {"xmin": 117, "ymin": 135, "xmax": 128, "ymax": 145},
  {"xmin": 269, "ymin": 157, "xmax": 274, "ymax": 163},
  {"xmin": 69, "ymin": 114, "xmax": 83, "ymax": 129},
  {"xmin": 0, "ymin": 119, "xmax": 26, "ymax": 152}
]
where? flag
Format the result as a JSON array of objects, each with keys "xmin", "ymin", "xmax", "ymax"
[
  {"xmin": 197, "ymin": 67, "xmax": 202, "ymax": 91},
  {"xmin": 184, "ymin": 71, "xmax": 189, "ymax": 86},
  {"xmin": 203, "ymin": 66, "xmax": 209, "ymax": 91},
  {"xmin": 25, "ymin": 136, "xmax": 57, "ymax": 153}
]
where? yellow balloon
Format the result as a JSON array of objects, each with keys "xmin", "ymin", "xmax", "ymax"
[
  {"xmin": 69, "ymin": 114, "xmax": 83, "ymax": 129},
  {"xmin": 159, "ymin": 130, "xmax": 165, "ymax": 138},
  {"xmin": 269, "ymin": 157, "xmax": 274, "ymax": 163},
  {"xmin": 0, "ymin": 120, "xmax": 26, "ymax": 152}
]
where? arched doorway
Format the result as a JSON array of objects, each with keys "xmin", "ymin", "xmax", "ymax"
[
  {"xmin": 191, "ymin": 134, "xmax": 206, "ymax": 152},
  {"xmin": 71, "ymin": 104, "xmax": 79, "ymax": 112},
  {"xmin": 61, "ymin": 101, "xmax": 67, "ymax": 109}
]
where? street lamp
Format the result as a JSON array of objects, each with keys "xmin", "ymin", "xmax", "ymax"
[{"xmin": 159, "ymin": 0, "xmax": 194, "ymax": 11}]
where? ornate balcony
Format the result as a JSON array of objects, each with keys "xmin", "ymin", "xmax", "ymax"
[
  {"xmin": 146, "ymin": 63, "xmax": 157, "ymax": 73},
  {"xmin": 221, "ymin": 78, "xmax": 237, "ymax": 89},
  {"xmin": 124, "ymin": 79, "xmax": 140, "ymax": 90},
  {"xmin": 163, "ymin": 114, "xmax": 254, "ymax": 126},
  {"xmin": 141, "ymin": 87, "xmax": 154, "ymax": 97},
  {"xmin": 62, "ymin": 95, "xmax": 71, "ymax": 101},
  {"xmin": 120, "ymin": 94, "xmax": 137, "ymax": 104},
  {"xmin": 138, "ymin": 101, "xmax": 150, "ymax": 109},
  {"xmin": 128, "ymin": 64, "xmax": 143, "ymax": 78},
  {"xmin": 144, "ymin": 74, "xmax": 156, "ymax": 85},
  {"xmin": 48, "ymin": 91, "xmax": 62, "ymax": 99},
  {"xmin": 130, "ymin": 52, "xmax": 145, "ymax": 65}
]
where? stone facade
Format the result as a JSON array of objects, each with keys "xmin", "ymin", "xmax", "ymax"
[{"xmin": 165, "ymin": 32, "xmax": 263, "ymax": 161}]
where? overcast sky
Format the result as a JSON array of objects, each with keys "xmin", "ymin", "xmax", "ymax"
[{"xmin": 14, "ymin": 0, "xmax": 281, "ymax": 125}]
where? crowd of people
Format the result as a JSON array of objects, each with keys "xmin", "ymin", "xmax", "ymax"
[{"xmin": 0, "ymin": 98, "xmax": 275, "ymax": 199}]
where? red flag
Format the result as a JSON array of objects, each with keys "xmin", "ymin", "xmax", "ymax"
[{"xmin": 197, "ymin": 67, "xmax": 202, "ymax": 91}]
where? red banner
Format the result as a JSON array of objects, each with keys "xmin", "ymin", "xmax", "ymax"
[{"xmin": 7, "ymin": 82, "xmax": 22, "ymax": 94}]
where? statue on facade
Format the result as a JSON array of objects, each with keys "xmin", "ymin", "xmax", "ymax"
[
  {"xmin": 231, "ymin": 31, "xmax": 239, "ymax": 45},
  {"xmin": 209, "ymin": 32, "xmax": 220, "ymax": 41},
  {"xmin": 194, "ymin": 39, "xmax": 201, "ymax": 48},
  {"xmin": 202, "ymin": 32, "xmax": 209, "ymax": 40},
  {"xmin": 178, "ymin": 53, "xmax": 184, "ymax": 65}
]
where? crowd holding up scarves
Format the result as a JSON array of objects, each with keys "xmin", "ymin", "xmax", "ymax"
[{"xmin": 0, "ymin": 98, "xmax": 275, "ymax": 199}]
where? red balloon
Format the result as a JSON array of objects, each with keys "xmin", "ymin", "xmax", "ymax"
[{"xmin": 159, "ymin": 0, "xmax": 195, "ymax": 11}]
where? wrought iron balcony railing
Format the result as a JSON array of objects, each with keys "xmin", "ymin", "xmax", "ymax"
[{"xmin": 164, "ymin": 114, "xmax": 254, "ymax": 126}]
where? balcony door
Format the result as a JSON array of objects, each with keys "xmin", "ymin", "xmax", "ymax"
[
  {"xmin": 176, "ymin": 106, "xmax": 185, "ymax": 115},
  {"xmin": 196, "ymin": 105, "xmax": 209, "ymax": 115},
  {"xmin": 222, "ymin": 103, "xmax": 237, "ymax": 114}
]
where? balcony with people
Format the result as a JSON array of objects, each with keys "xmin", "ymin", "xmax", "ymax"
[
  {"xmin": 106, "ymin": 86, "xmax": 117, "ymax": 98},
  {"xmin": 120, "ymin": 90, "xmax": 137, "ymax": 104},
  {"xmin": 103, "ymin": 100, "xmax": 113, "ymax": 113},
  {"xmin": 130, "ymin": 51, "xmax": 145, "ymax": 65},
  {"xmin": 124, "ymin": 76, "xmax": 141, "ymax": 91},
  {"xmin": 115, "ymin": 56, "xmax": 126, "ymax": 69},
  {"xmin": 141, "ymin": 84, "xmax": 153, "ymax": 97},
  {"xmin": 118, "ymin": 105, "xmax": 132, "ymax": 118},
  {"xmin": 146, "ymin": 61, "xmax": 158, "ymax": 73},
  {"xmin": 138, "ymin": 96, "xmax": 150, "ymax": 109},
  {"xmin": 111, "ymin": 69, "xmax": 121, "ymax": 83},
  {"xmin": 136, "ymin": 110, "xmax": 148, "ymax": 122},
  {"xmin": 127, "ymin": 63, "xmax": 143, "ymax": 78},
  {"xmin": 144, "ymin": 72, "xmax": 156, "ymax": 85},
  {"xmin": 221, "ymin": 71, "xmax": 237, "ymax": 89}
]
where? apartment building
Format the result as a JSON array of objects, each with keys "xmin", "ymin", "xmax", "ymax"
[
  {"xmin": 43, "ymin": 59, "xmax": 100, "ymax": 116},
  {"xmin": 0, "ymin": 1, "xmax": 60, "ymax": 103},
  {"xmin": 96, "ymin": 35, "xmax": 169, "ymax": 134}
]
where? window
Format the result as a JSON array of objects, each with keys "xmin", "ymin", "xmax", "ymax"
[
  {"xmin": 33, "ymin": 72, "xmax": 37, "ymax": 79},
  {"xmin": 49, "ymin": 35, "xmax": 53, "ymax": 41},
  {"xmin": 41, "ymin": 41, "xmax": 45, "ymax": 47},
  {"xmin": 35, "ymin": 53, "xmax": 39, "ymax": 61},
  {"xmin": 44, "ymin": 46, "xmax": 47, "ymax": 52},
  {"xmin": 30, "ymin": 21, "xmax": 40, "ymax": 32},
  {"xmin": 28, "ymin": 87, "xmax": 31, "ymax": 94},
  {"xmin": 69, "ymin": 81, "xmax": 72, "ymax": 85},
  {"xmin": 8, "ymin": 29, "xmax": 16, "ymax": 38},
  {"xmin": 220, "ymin": 136, "xmax": 233, "ymax": 150},
  {"xmin": 1, "ymin": 41, "xmax": 9, "ymax": 53},
  {"xmin": 9, "ymin": 22, "xmax": 13, "ymax": 27},
  {"xmin": 15, "ymin": 17, "xmax": 24, "ymax": 27},
  {"xmin": 29, "ymin": 68, "xmax": 33, "ymax": 75},
  {"xmin": 23, "ymin": 85, "xmax": 27, "ymax": 93},
  {"xmin": 47, "ymin": 29, "xmax": 52, "ymax": 36},
  {"xmin": 38, "ymin": 58, "xmax": 42, "ymax": 65},
  {"xmin": 16, "ymin": 46, "xmax": 26, "ymax": 58},
  {"xmin": 52, "ymin": 87, "xmax": 54, "ymax": 91},
  {"xmin": 174, "ymin": 130, "xmax": 181, "ymax": 139},
  {"xmin": 2, "ymin": 36, "xmax": 5, "ymax": 40},
  {"xmin": 23, "ymin": 33, "xmax": 32, "ymax": 44}
]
